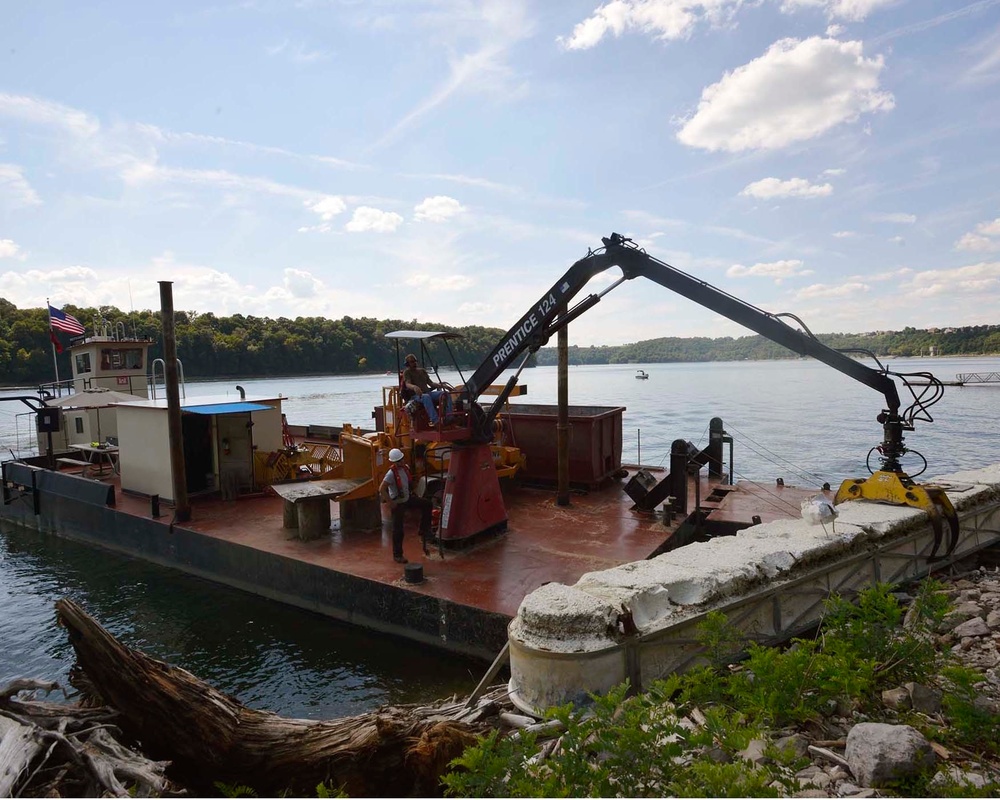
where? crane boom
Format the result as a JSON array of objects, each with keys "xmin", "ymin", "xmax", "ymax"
[
  {"xmin": 464, "ymin": 233, "xmax": 899, "ymax": 418},
  {"xmin": 450, "ymin": 233, "xmax": 956, "ymax": 557}
]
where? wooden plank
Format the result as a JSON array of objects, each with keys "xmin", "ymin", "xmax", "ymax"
[
  {"xmin": 270, "ymin": 478, "xmax": 367, "ymax": 504},
  {"xmin": 465, "ymin": 642, "xmax": 510, "ymax": 708},
  {"xmin": 57, "ymin": 458, "xmax": 92, "ymax": 468},
  {"xmin": 478, "ymin": 384, "xmax": 528, "ymax": 396}
]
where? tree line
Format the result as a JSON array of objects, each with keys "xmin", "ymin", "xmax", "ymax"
[
  {"xmin": 2, "ymin": 298, "xmax": 998, "ymax": 386},
  {"xmin": 533, "ymin": 325, "xmax": 1000, "ymax": 366},
  {"xmin": 0, "ymin": 299, "xmax": 506, "ymax": 386}
]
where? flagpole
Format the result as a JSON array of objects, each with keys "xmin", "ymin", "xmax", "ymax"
[{"xmin": 47, "ymin": 297, "xmax": 60, "ymax": 389}]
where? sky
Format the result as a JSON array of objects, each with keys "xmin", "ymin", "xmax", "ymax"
[{"xmin": 1, "ymin": 0, "xmax": 999, "ymax": 347}]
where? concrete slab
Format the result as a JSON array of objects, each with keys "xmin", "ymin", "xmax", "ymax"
[{"xmin": 508, "ymin": 464, "xmax": 1000, "ymax": 714}]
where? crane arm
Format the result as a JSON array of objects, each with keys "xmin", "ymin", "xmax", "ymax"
[
  {"xmin": 464, "ymin": 233, "xmax": 899, "ymax": 416},
  {"xmin": 460, "ymin": 232, "xmax": 956, "ymax": 560}
]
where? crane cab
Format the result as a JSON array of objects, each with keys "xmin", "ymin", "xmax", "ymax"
[{"xmin": 382, "ymin": 330, "xmax": 525, "ymax": 542}]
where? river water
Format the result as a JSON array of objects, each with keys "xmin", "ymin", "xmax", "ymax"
[{"xmin": 2, "ymin": 356, "xmax": 999, "ymax": 717}]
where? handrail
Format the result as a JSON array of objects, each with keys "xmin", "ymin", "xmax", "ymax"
[{"xmin": 149, "ymin": 358, "xmax": 187, "ymax": 400}]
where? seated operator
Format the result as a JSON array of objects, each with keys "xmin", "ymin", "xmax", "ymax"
[{"xmin": 403, "ymin": 353, "xmax": 451, "ymax": 425}]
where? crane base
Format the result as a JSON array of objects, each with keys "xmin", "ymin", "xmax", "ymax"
[{"xmin": 438, "ymin": 443, "xmax": 508, "ymax": 541}]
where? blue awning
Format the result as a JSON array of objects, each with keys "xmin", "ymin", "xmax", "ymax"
[{"xmin": 183, "ymin": 402, "xmax": 274, "ymax": 415}]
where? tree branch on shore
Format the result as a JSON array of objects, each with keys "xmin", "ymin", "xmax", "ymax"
[{"xmin": 18, "ymin": 598, "xmax": 504, "ymax": 797}]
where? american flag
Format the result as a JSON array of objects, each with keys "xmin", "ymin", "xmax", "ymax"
[{"xmin": 48, "ymin": 304, "xmax": 85, "ymax": 335}]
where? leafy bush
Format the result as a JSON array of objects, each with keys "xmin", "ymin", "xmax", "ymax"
[
  {"xmin": 820, "ymin": 580, "xmax": 947, "ymax": 692},
  {"xmin": 442, "ymin": 582, "xmax": 981, "ymax": 798},
  {"xmin": 442, "ymin": 682, "xmax": 795, "ymax": 797},
  {"xmin": 938, "ymin": 664, "xmax": 1000, "ymax": 757}
]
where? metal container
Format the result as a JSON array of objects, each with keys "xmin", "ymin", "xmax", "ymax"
[{"xmin": 505, "ymin": 404, "xmax": 625, "ymax": 488}]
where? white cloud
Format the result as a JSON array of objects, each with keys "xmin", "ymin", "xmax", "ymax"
[
  {"xmin": 370, "ymin": 2, "xmax": 535, "ymax": 151},
  {"xmin": 954, "ymin": 233, "xmax": 998, "ymax": 252},
  {"xmin": 265, "ymin": 39, "xmax": 330, "ymax": 64},
  {"xmin": 558, "ymin": 0, "xmax": 743, "ymax": 50},
  {"xmin": 0, "ymin": 92, "xmax": 100, "ymax": 138},
  {"xmin": 0, "ymin": 251, "xmax": 389, "ymax": 321},
  {"xmin": 345, "ymin": 206, "xmax": 404, "ymax": 233},
  {"xmin": 0, "ymin": 265, "xmax": 100, "ymax": 299},
  {"xmin": 147, "ymin": 254, "xmax": 264, "ymax": 306},
  {"xmin": 832, "ymin": 230, "xmax": 856, "ymax": 238},
  {"xmin": 405, "ymin": 273, "xmax": 475, "ymax": 291},
  {"xmin": 136, "ymin": 122, "xmax": 363, "ymax": 171},
  {"xmin": 907, "ymin": 261, "xmax": 1000, "ymax": 297},
  {"xmin": 821, "ymin": 167, "xmax": 846, "ymax": 177},
  {"xmin": 0, "ymin": 164, "xmax": 43, "ymax": 208},
  {"xmin": 740, "ymin": 176, "xmax": 833, "ymax": 199},
  {"xmin": 283, "ymin": 268, "xmax": 324, "ymax": 298},
  {"xmin": 794, "ymin": 281, "xmax": 870, "ymax": 299},
  {"xmin": 780, "ymin": 0, "xmax": 898, "ymax": 22},
  {"xmin": 458, "ymin": 301, "xmax": 495, "ymax": 316},
  {"xmin": 888, "ymin": 235, "xmax": 905, "ymax": 244},
  {"xmin": 414, "ymin": 195, "xmax": 466, "ymax": 222},
  {"xmin": 978, "ymin": 218, "xmax": 1000, "ymax": 236},
  {"xmin": 726, "ymin": 259, "xmax": 812, "ymax": 282},
  {"xmin": 963, "ymin": 26, "xmax": 1000, "ymax": 83},
  {"xmin": 307, "ymin": 196, "xmax": 347, "ymax": 221},
  {"xmin": 871, "ymin": 212, "xmax": 916, "ymax": 224},
  {"xmin": 402, "ymin": 172, "xmax": 517, "ymax": 194},
  {"xmin": 677, "ymin": 37, "xmax": 894, "ymax": 152},
  {"xmin": 848, "ymin": 267, "xmax": 911, "ymax": 281},
  {"xmin": 0, "ymin": 238, "xmax": 23, "ymax": 259},
  {"xmin": 955, "ymin": 217, "xmax": 1000, "ymax": 252},
  {"xmin": 122, "ymin": 162, "xmax": 319, "ymax": 203}
]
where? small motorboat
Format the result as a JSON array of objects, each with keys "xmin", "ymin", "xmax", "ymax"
[{"xmin": 635, "ymin": 370, "xmax": 649, "ymax": 379}]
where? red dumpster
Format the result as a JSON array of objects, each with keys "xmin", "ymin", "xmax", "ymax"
[{"xmin": 504, "ymin": 404, "xmax": 625, "ymax": 488}]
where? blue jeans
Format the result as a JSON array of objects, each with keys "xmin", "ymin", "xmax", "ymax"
[{"xmin": 418, "ymin": 390, "xmax": 450, "ymax": 424}]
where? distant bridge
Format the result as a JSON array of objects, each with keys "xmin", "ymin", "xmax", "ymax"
[
  {"xmin": 907, "ymin": 372, "xmax": 1000, "ymax": 387},
  {"xmin": 956, "ymin": 372, "xmax": 1000, "ymax": 385}
]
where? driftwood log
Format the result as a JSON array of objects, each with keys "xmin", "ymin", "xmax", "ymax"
[
  {"xmin": 54, "ymin": 598, "xmax": 504, "ymax": 797},
  {"xmin": 0, "ymin": 678, "xmax": 172, "ymax": 797}
]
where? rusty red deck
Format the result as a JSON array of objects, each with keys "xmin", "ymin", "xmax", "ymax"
[{"xmin": 106, "ymin": 464, "xmax": 819, "ymax": 621}]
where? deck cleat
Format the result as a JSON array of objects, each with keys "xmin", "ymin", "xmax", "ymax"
[{"xmin": 835, "ymin": 471, "xmax": 960, "ymax": 560}]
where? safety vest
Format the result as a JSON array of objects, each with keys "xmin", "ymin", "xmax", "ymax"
[{"xmin": 388, "ymin": 463, "xmax": 411, "ymax": 502}]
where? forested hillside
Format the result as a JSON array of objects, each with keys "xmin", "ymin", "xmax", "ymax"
[
  {"xmin": 2, "ymin": 298, "xmax": 998, "ymax": 386},
  {"xmin": 532, "ymin": 326, "xmax": 1000, "ymax": 365},
  {"xmin": 0, "ymin": 299, "xmax": 505, "ymax": 386}
]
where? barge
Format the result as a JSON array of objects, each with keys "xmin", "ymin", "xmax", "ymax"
[
  {"xmin": 3, "ymin": 233, "xmax": 991, "ymax": 712},
  {"xmin": 1, "ymin": 405, "xmax": 812, "ymax": 661}
]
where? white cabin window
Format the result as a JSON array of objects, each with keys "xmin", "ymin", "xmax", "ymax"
[
  {"xmin": 75, "ymin": 353, "xmax": 92, "ymax": 374},
  {"xmin": 75, "ymin": 417, "xmax": 84, "ymax": 434},
  {"xmin": 100, "ymin": 347, "xmax": 143, "ymax": 371}
]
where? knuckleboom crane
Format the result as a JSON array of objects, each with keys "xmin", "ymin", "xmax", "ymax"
[{"xmin": 436, "ymin": 233, "xmax": 957, "ymax": 556}]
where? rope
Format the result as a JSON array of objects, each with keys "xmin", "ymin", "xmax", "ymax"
[
  {"xmin": 724, "ymin": 422, "xmax": 829, "ymax": 487},
  {"xmin": 727, "ymin": 467, "xmax": 807, "ymax": 517}
]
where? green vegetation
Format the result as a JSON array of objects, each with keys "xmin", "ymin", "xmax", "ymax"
[
  {"xmin": 442, "ymin": 582, "xmax": 1000, "ymax": 798},
  {"xmin": 0, "ymin": 299, "xmax": 505, "ymax": 385},
  {"xmin": 214, "ymin": 781, "xmax": 347, "ymax": 798},
  {"xmin": 2, "ymin": 297, "xmax": 998, "ymax": 386}
]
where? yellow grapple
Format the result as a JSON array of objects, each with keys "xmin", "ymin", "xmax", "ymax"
[{"xmin": 835, "ymin": 470, "xmax": 959, "ymax": 560}]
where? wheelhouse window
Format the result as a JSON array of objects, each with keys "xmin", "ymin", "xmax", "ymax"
[
  {"xmin": 100, "ymin": 348, "xmax": 144, "ymax": 371},
  {"xmin": 75, "ymin": 353, "xmax": 92, "ymax": 374}
]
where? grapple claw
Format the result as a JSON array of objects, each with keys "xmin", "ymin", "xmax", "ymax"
[{"xmin": 835, "ymin": 471, "xmax": 960, "ymax": 561}]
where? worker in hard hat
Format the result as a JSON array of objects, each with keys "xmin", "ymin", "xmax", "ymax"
[{"xmin": 379, "ymin": 447, "xmax": 432, "ymax": 563}]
